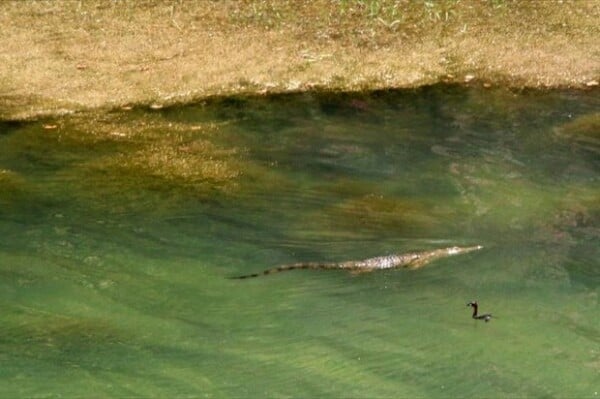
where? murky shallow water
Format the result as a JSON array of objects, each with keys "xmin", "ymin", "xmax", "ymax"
[{"xmin": 0, "ymin": 86, "xmax": 598, "ymax": 398}]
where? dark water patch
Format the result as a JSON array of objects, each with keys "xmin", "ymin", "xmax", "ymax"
[{"xmin": 0, "ymin": 119, "xmax": 28, "ymax": 135}]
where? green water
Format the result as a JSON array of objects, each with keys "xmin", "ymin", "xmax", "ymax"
[{"xmin": 0, "ymin": 86, "xmax": 598, "ymax": 398}]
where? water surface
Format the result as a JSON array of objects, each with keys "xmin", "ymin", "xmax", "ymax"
[{"xmin": 0, "ymin": 86, "xmax": 598, "ymax": 397}]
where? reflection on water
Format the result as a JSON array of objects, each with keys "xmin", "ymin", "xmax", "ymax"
[{"xmin": 0, "ymin": 86, "xmax": 598, "ymax": 397}]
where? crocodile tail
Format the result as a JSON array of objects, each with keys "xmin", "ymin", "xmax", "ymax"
[{"xmin": 229, "ymin": 262, "xmax": 337, "ymax": 279}]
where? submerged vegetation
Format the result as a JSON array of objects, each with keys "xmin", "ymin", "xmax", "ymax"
[
  {"xmin": 556, "ymin": 113, "xmax": 600, "ymax": 139},
  {"xmin": 325, "ymin": 194, "xmax": 437, "ymax": 234},
  {"xmin": 0, "ymin": 169, "xmax": 28, "ymax": 206},
  {"xmin": 0, "ymin": 110, "xmax": 246, "ymax": 215}
]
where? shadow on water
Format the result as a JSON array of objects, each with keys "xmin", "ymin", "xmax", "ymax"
[{"xmin": 0, "ymin": 85, "xmax": 598, "ymax": 397}]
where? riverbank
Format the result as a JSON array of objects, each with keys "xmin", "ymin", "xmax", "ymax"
[{"xmin": 1, "ymin": 0, "xmax": 598, "ymax": 120}]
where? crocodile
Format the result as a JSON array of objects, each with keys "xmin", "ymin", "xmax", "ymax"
[{"xmin": 230, "ymin": 245, "xmax": 483, "ymax": 279}]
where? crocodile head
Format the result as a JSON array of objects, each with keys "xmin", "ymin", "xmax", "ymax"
[
  {"xmin": 448, "ymin": 245, "xmax": 483, "ymax": 255},
  {"xmin": 407, "ymin": 245, "xmax": 483, "ymax": 270}
]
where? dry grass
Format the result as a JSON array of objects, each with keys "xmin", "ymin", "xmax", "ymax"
[{"xmin": 0, "ymin": 0, "xmax": 598, "ymax": 120}]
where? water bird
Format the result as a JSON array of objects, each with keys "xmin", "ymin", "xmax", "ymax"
[{"xmin": 466, "ymin": 301, "xmax": 493, "ymax": 322}]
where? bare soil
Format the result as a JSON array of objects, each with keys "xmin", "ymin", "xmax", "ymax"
[{"xmin": 1, "ymin": 0, "xmax": 598, "ymax": 120}]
